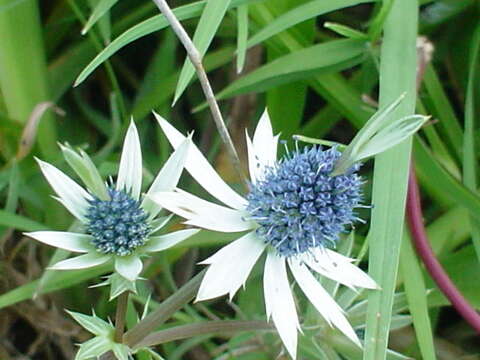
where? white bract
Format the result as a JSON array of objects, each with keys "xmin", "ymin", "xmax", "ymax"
[
  {"xmin": 150, "ymin": 111, "xmax": 378, "ymax": 359},
  {"xmin": 26, "ymin": 121, "xmax": 198, "ymax": 289}
]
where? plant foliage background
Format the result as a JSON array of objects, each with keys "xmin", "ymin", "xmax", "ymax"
[{"xmin": 0, "ymin": 0, "xmax": 479, "ymax": 359}]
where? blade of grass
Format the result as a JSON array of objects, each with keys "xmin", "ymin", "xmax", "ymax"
[
  {"xmin": 0, "ymin": 264, "xmax": 111, "ymax": 309},
  {"xmin": 173, "ymin": 0, "xmax": 232, "ymax": 103},
  {"xmin": 198, "ymin": 39, "xmax": 366, "ymax": 104},
  {"xmin": 462, "ymin": 23, "xmax": 480, "ymax": 260},
  {"xmin": 0, "ymin": 0, "xmax": 57, "ymax": 159},
  {"xmin": 82, "ymin": 0, "xmax": 118, "ymax": 35},
  {"xmin": 399, "ymin": 234, "xmax": 436, "ymax": 360},
  {"xmin": 236, "ymin": 4, "xmax": 249, "ymax": 73},
  {"xmin": 246, "ymin": 0, "xmax": 374, "ymax": 48},
  {"xmin": 74, "ymin": 0, "xmax": 256, "ymax": 86},
  {"xmin": 363, "ymin": 1, "xmax": 418, "ymax": 359}
]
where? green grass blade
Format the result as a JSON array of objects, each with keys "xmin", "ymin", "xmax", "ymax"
[
  {"xmin": 82, "ymin": 0, "xmax": 118, "ymax": 35},
  {"xmin": 0, "ymin": 209, "xmax": 47, "ymax": 231},
  {"xmin": 236, "ymin": 4, "xmax": 249, "ymax": 73},
  {"xmin": 209, "ymin": 39, "xmax": 366, "ymax": 101},
  {"xmin": 246, "ymin": 0, "xmax": 373, "ymax": 48},
  {"xmin": 463, "ymin": 23, "xmax": 480, "ymax": 259},
  {"xmin": 363, "ymin": 1, "xmax": 418, "ymax": 359},
  {"xmin": 75, "ymin": 0, "xmax": 255, "ymax": 86},
  {"xmin": 173, "ymin": 0, "xmax": 232, "ymax": 104},
  {"xmin": 413, "ymin": 138, "xmax": 480, "ymax": 221},
  {"xmin": 0, "ymin": 0, "xmax": 57, "ymax": 159},
  {"xmin": 0, "ymin": 264, "xmax": 111, "ymax": 309},
  {"xmin": 423, "ymin": 64, "xmax": 463, "ymax": 160},
  {"xmin": 400, "ymin": 234, "xmax": 436, "ymax": 360}
]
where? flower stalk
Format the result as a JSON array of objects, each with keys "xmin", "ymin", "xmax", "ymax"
[
  {"xmin": 134, "ymin": 320, "xmax": 272, "ymax": 349},
  {"xmin": 151, "ymin": 0, "xmax": 246, "ymax": 185},
  {"xmin": 114, "ymin": 291, "xmax": 129, "ymax": 342},
  {"xmin": 123, "ymin": 269, "xmax": 206, "ymax": 347}
]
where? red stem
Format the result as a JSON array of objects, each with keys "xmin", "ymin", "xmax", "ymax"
[{"xmin": 406, "ymin": 165, "xmax": 480, "ymax": 333}]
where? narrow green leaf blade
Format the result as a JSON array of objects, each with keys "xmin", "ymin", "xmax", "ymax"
[
  {"xmin": 364, "ymin": 1, "xmax": 418, "ymax": 359},
  {"xmin": 463, "ymin": 23, "xmax": 480, "ymax": 259},
  {"xmin": 82, "ymin": 0, "xmax": 118, "ymax": 35},
  {"xmin": 215, "ymin": 39, "xmax": 366, "ymax": 100},
  {"xmin": 173, "ymin": 0, "xmax": 232, "ymax": 103},
  {"xmin": 400, "ymin": 235, "xmax": 437, "ymax": 360},
  {"xmin": 247, "ymin": 0, "xmax": 373, "ymax": 48},
  {"xmin": 236, "ymin": 4, "xmax": 249, "ymax": 73}
]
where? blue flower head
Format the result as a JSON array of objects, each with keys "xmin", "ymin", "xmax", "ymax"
[
  {"xmin": 246, "ymin": 145, "xmax": 363, "ymax": 257},
  {"xmin": 86, "ymin": 187, "xmax": 151, "ymax": 256}
]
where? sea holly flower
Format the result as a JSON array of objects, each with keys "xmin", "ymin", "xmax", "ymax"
[
  {"xmin": 26, "ymin": 121, "xmax": 198, "ymax": 289},
  {"xmin": 150, "ymin": 111, "xmax": 378, "ymax": 359}
]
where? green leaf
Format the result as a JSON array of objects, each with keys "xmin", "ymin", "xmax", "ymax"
[
  {"xmin": 82, "ymin": 0, "xmax": 118, "ymax": 35},
  {"xmin": 236, "ymin": 4, "xmax": 249, "ymax": 73},
  {"xmin": 173, "ymin": 0, "xmax": 232, "ymax": 103},
  {"xmin": 246, "ymin": 0, "xmax": 374, "ymax": 48},
  {"xmin": 324, "ymin": 22, "xmax": 368, "ymax": 40},
  {"xmin": 209, "ymin": 39, "xmax": 366, "ymax": 103},
  {"xmin": 0, "ymin": 263, "xmax": 110, "ymax": 309},
  {"xmin": 400, "ymin": 235, "xmax": 436, "ymax": 360},
  {"xmin": 462, "ymin": 23, "xmax": 480, "ymax": 259},
  {"xmin": 364, "ymin": 1, "xmax": 418, "ymax": 359},
  {"xmin": 0, "ymin": 209, "xmax": 46, "ymax": 231},
  {"xmin": 74, "ymin": 0, "xmax": 256, "ymax": 86}
]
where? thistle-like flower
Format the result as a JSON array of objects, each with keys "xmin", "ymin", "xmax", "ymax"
[
  {"xmin": 150, "ymin": 111, "xmax": 378, "ymax": 359},
  {"xmin": 26, "ymin": 121, "xmax": 198, "ymax": 287}
]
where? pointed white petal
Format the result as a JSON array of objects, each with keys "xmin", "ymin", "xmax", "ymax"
[
  {"xmin": 117, "ymin": 120, "xmax": 143, "ymax": 200},
  {"xmin": 49, "ymin": 253, "xmax": 110, "ymax": 270},
  {"xmin": 245, "ymin": 133, "xmax": 260, "ymax": 184},
  {"xmin": 251, "ymin": 110, "xmax": 278, "ymax": 177},
  {"xmin": 264, "ymin": 251, "xmax": 298, "ymax": 359},
  {"xmin": 150, "ymin": 214, "xmax": 173, "ymax": 233},
  {"xmin": 37, "ymin": 159, "xmax": 91, "ymax": 222},
  {"xmin": 305, "ymin": 250, "xmax": 377, "ymax": 290},
  {"xmin": 115, "ymin": 255, "xmax": 143, "ymax": 282},
  {"xmin": 149, "ymin": 190, "xmax": 253, "ymax": 233},
  {"xmin": 26, "ymin": 231, "xmax": 93, "ymax": 252},
  {"xmin": 143, "ymin": 229, "xmax": 200, "ymax": 252},
  {"xmin": 142, "ymin": 137, "xmax": 190, "ymax": 219},
  {"xmin": 196, "ymin": 232, "xmax": 266, "ymax": 301},
  {"xmin": 289, "ymin": 260, "xmax": 361, "ymax": 347},
  {"xmin": 154, "ymin": 113, "xmax": 246, "ymax": 210}
]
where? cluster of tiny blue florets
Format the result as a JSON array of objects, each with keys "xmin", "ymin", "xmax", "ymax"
[
  {"xmin": 86, "ymin": 187, "xmax": 150, "ymax": 256},
  {"xmin": 246, "ymin": 146, "xmax": 363, "ymax": 257}
]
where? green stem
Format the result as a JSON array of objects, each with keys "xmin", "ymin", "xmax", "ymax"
[
  {"xmin": 134, "ymin": 320, "xmax": 271, "ymax": 349},
  {"xmin": 0, "ymin": 0, "xmax": 57, "ymax": 159},
  {"xmin": 123, "ymin": 269, "xmax": 206, "ymax": 347},
  {"xmin": 114, "ymin": 291, "xmax": 129, "ymax": 343}
]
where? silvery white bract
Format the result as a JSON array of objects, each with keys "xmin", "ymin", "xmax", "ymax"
[
  {"xmin": 150, "ymin": 111, "xmax": 378, "ymax": 359},
  {"xmin": 26, "ymin": 121, "xmax": 198, "ymax": 289}
]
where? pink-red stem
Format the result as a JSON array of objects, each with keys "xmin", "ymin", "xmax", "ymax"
[{"xmin": 406, "ymin": 165, "xmax": 480, "ymax": 333}]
